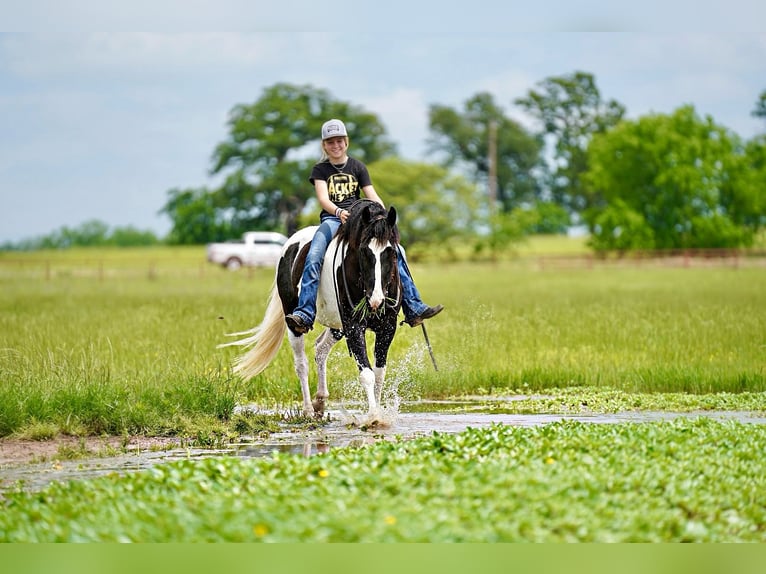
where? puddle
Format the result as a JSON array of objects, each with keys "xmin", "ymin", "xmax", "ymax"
[{"xmin": 2, "ymin": 400, "xmax": 765, "ymax": 495}]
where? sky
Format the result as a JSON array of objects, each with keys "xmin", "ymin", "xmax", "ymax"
[{"xmin": 1, "ymin": 2, "xmax": 765, "ymax": 243}]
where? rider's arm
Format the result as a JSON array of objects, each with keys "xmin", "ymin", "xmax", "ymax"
[
  {"xmin": 362, "ymin": 184, "xmax": 385, "ymax": 208},
  {"xmin": 315, "ymin": 180, "xmax": 350, "ymax": 223}
]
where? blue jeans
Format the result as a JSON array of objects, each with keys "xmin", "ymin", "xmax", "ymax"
[{"xmin": 291, "ymin": 217, "xmax": 429, "ymax": 325}]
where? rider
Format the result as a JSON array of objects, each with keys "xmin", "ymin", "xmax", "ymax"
[{"xmin": 285, "ymin": 118, "xmax": 443, "ymax": 336}]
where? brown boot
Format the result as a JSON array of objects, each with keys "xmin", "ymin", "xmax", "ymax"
[
  {"xmin": 404, "ymin": 305, "xmax": 444, "ymax": 328},
  {"xmin": 285, "ymin": 314, "xmax": 312, "ymax": 335}
]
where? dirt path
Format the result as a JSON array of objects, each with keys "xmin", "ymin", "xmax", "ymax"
[{"xmin": 0, "ymin": 436, "xmax": 184, "ymax": 466}]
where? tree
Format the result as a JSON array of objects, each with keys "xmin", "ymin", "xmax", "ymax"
[
  {"xmin": 369, "ymin": 157, "xmax": 481, "ymax": 258},
  {"xmin": 106, "ymin": 226, "xmax": 160, "ymax": 247},
  {"xmin": 5, "ymin": 220, "xmax": 160, "ymax": 250},
  {"xmin": 740, "ymin": 135, "xmax": 766, "ymax": 229},
  {"xmin": 209, "ymin": 83, "xmax": 396, "ymax": 236},
  {"xmin": 586, "ymin": 199, "xmax": 656, "ymax": 252},
  {"xmin": 160, "ymin": 187, "xmax": 232, "ymax": 245},
  {"xmin": 519, "ymin": 201, "xmax": 571, "ymax": 235},
  {"xmin": 515, "ymin": 71, "xmax": 625, "ymax": 215},
  {"xmin": 584, "ymin": 105, "xmax": 763, "ymax": 251},
  {"xmin": 427, "ymin": 92, "xmax": 544, "ymax": 213},
  {"xmin": 752, "ymin": 90, "xmax": 766, "ymax": 124}
]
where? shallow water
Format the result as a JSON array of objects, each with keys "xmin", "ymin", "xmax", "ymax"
[{"xmin": 2, "ymin": 399, "xmax": 765, "ymax": 494}]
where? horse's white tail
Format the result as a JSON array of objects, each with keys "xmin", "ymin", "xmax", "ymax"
[{"xmin": 217, "ymin": 281, "xmax": 286, "ymax": 380}]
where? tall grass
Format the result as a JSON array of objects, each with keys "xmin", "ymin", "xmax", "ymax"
[
  {"xmin": 413, "ymin": 263, "xmax": 765, "ymax": 396},
  {"xmin": 1, "ymin": 247, "xmax": 764, "ymax": 437}
]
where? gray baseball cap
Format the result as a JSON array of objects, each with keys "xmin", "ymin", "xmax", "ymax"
[{"xmin": 321, "ymin": 119, "xmax": 348, "ymax": 140}]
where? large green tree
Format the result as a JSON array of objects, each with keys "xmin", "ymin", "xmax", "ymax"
[
  {"xmin": 208, "ymin": 83, "xmax": 396, "ymax": 236},
  {"xmin": 427, "ymin": 92, "xmax": 544, "ymax": 213},
  {"xmin": 584, "ymin": 105, "xmax": 764, "ymax": 251},
  {"xmin": 515, "ymin": 71, "xmax": 625, "ymax": 215}
]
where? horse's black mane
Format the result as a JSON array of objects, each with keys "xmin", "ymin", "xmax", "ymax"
[{"xmin": 336, "ymin": 199, "xmax": 399, "ymax": 250}]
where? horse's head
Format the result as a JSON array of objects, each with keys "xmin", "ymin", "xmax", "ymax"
[{"xmin": 339, "ymin": 200, "xmax": 401, "ymax": 315}]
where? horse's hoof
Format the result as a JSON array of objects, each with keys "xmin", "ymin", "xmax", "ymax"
[{"xmin": 312, "ymin": 398, "xmax": 326, "ymax": 418}]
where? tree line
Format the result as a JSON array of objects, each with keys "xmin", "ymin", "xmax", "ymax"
[
  {"xmin": 6, "ymin": 72, "xmax": 765, "ymax": 253},
  {"xmin": 161, "ymin": 73, "xmax": 765, "ymax": 254},
  {"xmin": 1, "ymin": 220, "xmax": 161, "ymax": 251}
]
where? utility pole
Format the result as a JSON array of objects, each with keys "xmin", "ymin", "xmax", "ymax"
[{"xmin": 488, "ymin": 119, "xmax": 498, "ymax": 214}]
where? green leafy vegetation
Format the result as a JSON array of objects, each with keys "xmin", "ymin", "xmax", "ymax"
[{"xmin": 2, "ymin": 419, "xmax": 764, "ymax": 542}]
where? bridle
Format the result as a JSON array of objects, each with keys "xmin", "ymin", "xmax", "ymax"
[{"xmin": 332, "ymin": 215, "xmax": 401, "ymax": 335}]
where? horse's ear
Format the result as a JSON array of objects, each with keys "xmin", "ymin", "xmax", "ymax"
[
  {"xmin": 387, "ymin": 206, "xmax": 397, "ymax": 227},
  {"xmin": 361, "ymin": 204, "xmax": 373, "ymax": 224}
]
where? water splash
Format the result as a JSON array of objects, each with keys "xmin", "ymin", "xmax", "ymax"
[
  {"xmin": 312, "ymin": 316, "xmax": 464, "ymax": 431},
  {"xmin": 323, "ymin": 335, "xmax": 440, "ymax": 427},
  {"xmin": 336, "ymin": 404, "xmax": 397, "ymax": 429}
]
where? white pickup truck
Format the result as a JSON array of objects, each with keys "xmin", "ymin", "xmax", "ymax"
[{"xmin": 206, "ymin": 231, "xmax": 288, "ymax": 271}]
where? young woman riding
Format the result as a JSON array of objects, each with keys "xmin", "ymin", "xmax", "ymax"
[{"xmin": 285, "ymin": 118, "xmax": 443, "ymax": 335}]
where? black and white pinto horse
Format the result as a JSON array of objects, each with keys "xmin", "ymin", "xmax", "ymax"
[{"xmin": 221, "ymin": 200, "xmax": 402, "ymax": 419}]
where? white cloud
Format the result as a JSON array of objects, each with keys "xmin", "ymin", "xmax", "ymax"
[
  {"xmin": 4, "ymin": 0, "xmax": 766, "ymax": 32},
  {"xmin": 2, "ymin": 33, "xmax": 290, "ymax": 79},
  {"xmin": 1, "ymin": 31, "xmax": 765, "ymax": 243},
  {"xmin": 359, "ymin": 89, "xmax": 430, "ymax": 160}
]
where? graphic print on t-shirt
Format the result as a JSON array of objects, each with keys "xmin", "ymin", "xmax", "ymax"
[{"xmin": 327, "ymin": 172, "xmax": 359, "ymax": 204}]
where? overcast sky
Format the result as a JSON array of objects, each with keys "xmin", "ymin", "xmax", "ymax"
[{"xmin": 1, "ymin": 2, "xmax": 765, "ymax": 243}]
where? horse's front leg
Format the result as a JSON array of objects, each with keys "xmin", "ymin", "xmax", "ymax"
[
  {"xmin": 313, "ymin": 328, "xmax": 343, "ymax": 417},
  {"xmin": 373, "ymin": 323, "xmax": 397, "ymax": 406},
  {"xmin": 288, "ymin": 331, "xmax": 313, "ymax": 417},
  {"xmin": 345, "ymin": 327, "xmax": 377, "ymax": 414}
]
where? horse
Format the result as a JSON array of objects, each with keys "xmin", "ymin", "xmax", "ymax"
[{"xmin": 220, "ymin": 199, "xmax": 402, "ymax": 419}]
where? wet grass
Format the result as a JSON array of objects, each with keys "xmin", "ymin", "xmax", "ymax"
[{"xmin": 0, "ymin": 249, "xmax": 764, "ymax": 441}]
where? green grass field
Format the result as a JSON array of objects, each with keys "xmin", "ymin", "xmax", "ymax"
[{"xmin": 1, "ymin": 245, "xmax": 764, "ymax": 439}]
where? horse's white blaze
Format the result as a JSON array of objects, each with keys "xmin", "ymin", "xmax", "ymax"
[{"xmin": 367, "ymin": 239, "xmax": 389, "ymax": 310}]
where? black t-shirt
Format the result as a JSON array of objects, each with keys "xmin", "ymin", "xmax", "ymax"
[{"xmin": 309, "ymin": 158, "xmax": 372, "ymax": 221}]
